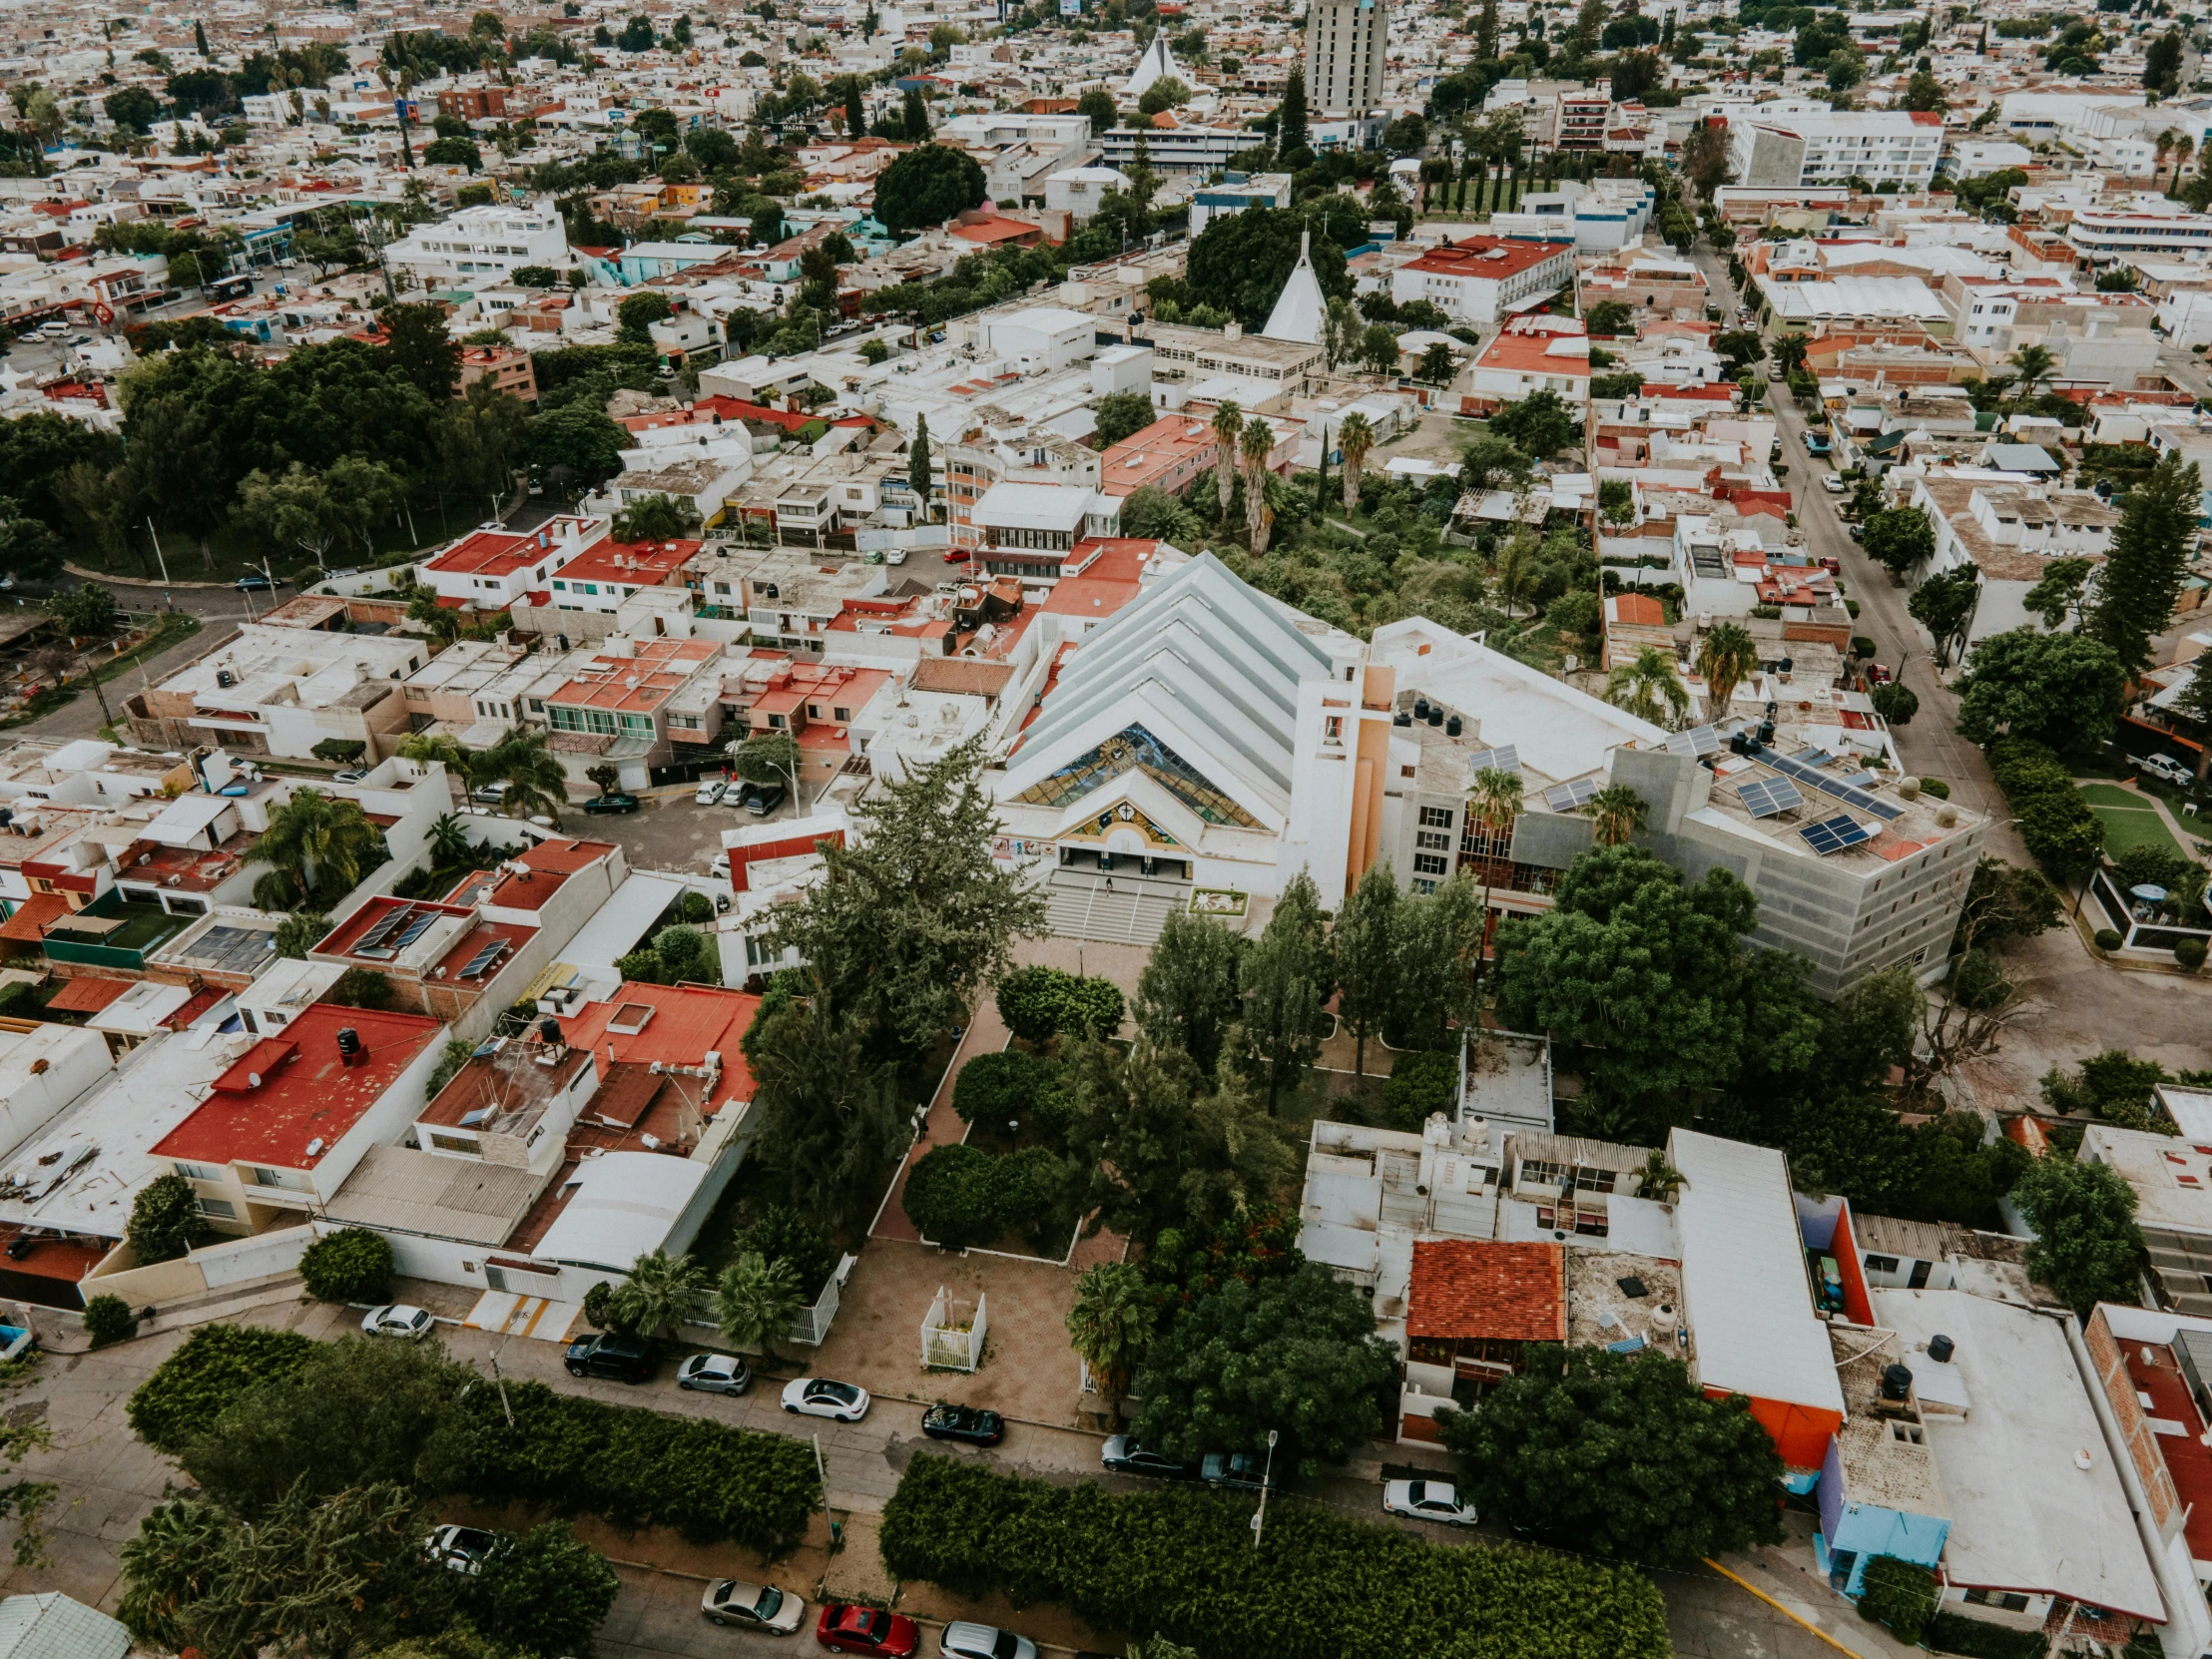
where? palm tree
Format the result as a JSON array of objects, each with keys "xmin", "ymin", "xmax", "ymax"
[
  {"xmin": 2156, "ymin": 128, "xmax": 2178, "ymax": 190},
  {"xmin": 715, "ymin": 1251, "xmax": 805, "ymax": 1365},
  {"xmin": 1338, "ymin": 410, "xmax": 1374, "ymax": 514},
  {"xmin": 427, "ymin": 811, "xmax": 471, "ymax": 866},
  {"xmin": 474, "ymin": 727, "xmax": 570, "ymax": 825},
  {"xmin": 1064, "ymin": 1260, "xmax": 1155, "ymax": 1416},
  {"xmin": 1241, "ymin": 416, "xmax": 1276, "ymax": 553},
  {"xmin": 1210, "ymin": 400, "xmax": 1243, "ymax": 520},
  {"xmin": 1584, "ymin": 784, "xmax": 1649, "ymax": 846},
  {"xmin": 607, "ymin": 1249, "xmax": 708, "ymax": 1343},
  {"xmin": 248, "ymin": 789, "xmax": 383, "ymax": 910},
  {"xmin": 2007, "ymin": 342, "xmax": 2056, "ymax": 403},
  {"xmin": 405, "ymin": 587, "xmax": 462, "ymax": 646},
  {"xmin": 1603, "ymin": 646, "xmax": 1689, "ymax": 729},
  {"xmin": 1466, "ymin": 764, "xmax": 1523, "ymax": 971},
  {"xmin": 1694, "ymin": 622, "xmax": 1760, "ymax": 725}
]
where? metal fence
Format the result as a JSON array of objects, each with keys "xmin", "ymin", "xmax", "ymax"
[{"xmin": 788, "ymin": 1253, "xmax": 857, "ymax": 1348}]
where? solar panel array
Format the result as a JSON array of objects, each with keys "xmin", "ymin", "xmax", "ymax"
[
  {"xmin": 1543, "ymin": 776, "xmax": 1601, "ymax": 813},
  {"xmin": 351, "ymin": 906, "xmax": 411, "ymax": 954},
  {"xmin": 457, "ymin": 939, "xmax": 509, "ymax": 980},
  {"xmin": 354, "ymin": 905, "xmax": 443, "ymax": 960},
  {"xmin": 1736, "ymin": 776, "xmax": 1807, "ymax": 820},
  {"xmin": 1800, "ymin": 813, "xmax": 1873, "ymax": 855},
  {"xmin": 1466, "ymin": 745, "xmax": 1520, "ymax": 776},
  {"xmin": 1762, "ymin": 750, "xmax": 1905, "ymax": 822},
  {"xmin": 1666, "ymin": 725, "xmax": 1720, "ymax": 759},
  {"xmin": 393, "ymin": 911, "xmax": 440, "ymax": 949}
]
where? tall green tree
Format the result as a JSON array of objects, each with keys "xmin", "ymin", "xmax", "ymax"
[
  {"xmin": 1907, "ymin": 566, "xmax": 1979, "ymax": 667},
  {"xmin": 1332, "ymin": 863, "xmax": 1398, "ymax": 1079},
  {"xmin": 2012, "ymin": 1157, "xmax": 2146, "ymax": 1316},
  {"xmin": 908, "ymin": 412, "xmax": 933, "ymax": 517},
  {"xmin": 1276, "ymin": 66, "xmax": 1310, "ymax": 160},
  {"xmin": 764, "ymin": 739, "xmax": 1045, "ymax": 1051},
  {"xmin": 746, "ymin": 991, "xmax": 905, "ymax": 1231},
  {"xmin": 1494, "ymin": 844, "xmax": 1757, "ymax": 1107},
  {"xmin": 872, "ymin": 142, "xmax": 983, "ymax": 232},
  {"xmin": 1229, "ymin": 869, "xmax": 1334, "ymax": 1110},
  {"xmin": 1064, "ymin": 1259, "xmax": 1155, "ymax": 1414},
  {"xmin": 715, "ymin": 1251, "xmax": 805, "ymax": 1363},
  {"xmin": 247, "ymin": 789, "xmax": 384, "ymax": 910},
  {"xmin": 1133, "ymin": 909, "xmax": 1246, "ymax": 1076},
  {"xmin": 1388, "ymin": 873, "xmax": 1487, "ymax": 1051},
  {"xmin": 380, "ymin": 300, "xmax": 463, "ymax": 401},
  {"xmin": 2087, "ymin": 451, "xmax": 2202, "ymax": 675},
  {"xmin": 470, "ymin": 727, "xmax": 571, "ymax": 824},
  {"xmin": 1437, "ymin": 1346, "xmax": 1787, "ymax": 1564},
  {"xmin": 468, "ymin": 1521, "xmax": 621, "ymax": 1659},
  {"xmin": 1953, "ymin": 629, "xmax": 2128, "ymax": 753},
  {"xmin": 119, "ymin": 1483, "xmax": 456, "ymax": 1659},
  {"xmin": 1861, "ymin": 505, "xmax": 1935, "ymax": 578},
  {"xmin": 1132, "ymin": 1259, "xmax": 1396, "ymax": 1475}
]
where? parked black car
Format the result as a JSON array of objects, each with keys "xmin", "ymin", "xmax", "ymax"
[
  {"xmin": 1201, "ymin": 1450, "xmax": 1279, "ymax": 1492},
  {"xmin": 565, "ymin": 1332, "xmax": 655, "ymax": 1382},
  {"xmin": 921, "ymin": 1403, "xmax": 1005, "ymax": 1446},
  {"xmin": 1100, "ymin": 1435, "xmax": 1195, "ymax": 1478},
  {"xmin": 736, "ymin": 782, "xmax": 786, "ymax": 816}
]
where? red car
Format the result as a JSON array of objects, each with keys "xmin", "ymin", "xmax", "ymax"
[{"xmin": 817, "ymin": 1603, "xmax": 919, "ymax": 1657}]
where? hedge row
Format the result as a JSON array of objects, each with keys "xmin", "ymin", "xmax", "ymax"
[
  {"xmin": 1988, "ymin": 737, "xmax": 2105, "ymax": 882},
  {"xmin": 127, "ymin": 1326, "xmax": 819, "ymax": 1554},
  {"xmin": 878, "ymin": 1454, "xmax": 1672, "ymax": 1659},
  {"xmin": 126, "ymin": 1324, "xmax": 319, "ymax": 1453},
  {"xmin": 432, "ymin": 1379, "xmax": 820, "ymax": 1553},
  {"xmin": 1925, "ymin": 1610, "xmax": 2047, "ymax": 1659}
]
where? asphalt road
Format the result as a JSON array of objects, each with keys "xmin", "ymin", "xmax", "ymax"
[{"xmin": 1686, "ymin": 245, "xmax": 2025, "ymax": 849}]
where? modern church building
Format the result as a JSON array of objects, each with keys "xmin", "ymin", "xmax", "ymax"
[{"xmin": 990, "ymin": 557, "xmax": 1980, "ymax": 995}]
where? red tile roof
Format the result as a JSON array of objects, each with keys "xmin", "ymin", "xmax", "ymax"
[
  {"xmin": 559, "ymin": 981, "xmax": 764, "ymax": 1114},
  {"xmin": 1401, "ymin": 236, "xmax": 1573, "ymax": 281},
  {"xmin": 45, "ymin": 976, "xmax": 129, "ymax": 1013},
  {"xmin": 151, "ymin": 1003, "xmax": 445, "ymax": 1170},
  {"xmin": 1406, "ymin": 1239, "xmax": 1566, "ymax": 1344}
]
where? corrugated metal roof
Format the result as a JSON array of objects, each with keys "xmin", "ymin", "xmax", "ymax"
[
  {"xmin": 0, "ymin": 1592, "xmax": 130, "ymax": 1659},
  {"xmin": 1669, "ymin": 1129, "xmax": 1846, "ymax": 1415}
]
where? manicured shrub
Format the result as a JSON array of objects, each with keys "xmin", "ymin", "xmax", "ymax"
[
  {"xmin": 127, "ymin": 1324, "xmax": 319, "ymax": 1453},
  {"xmin": 299, "ymin": 1227, "xmax": 395, "ymax": 1304},
  {"xmin": 1063, "ymin": 974, "xmax": 1125, "ymax": 1037},
  {"xmin": 994, "ymin": 965, "xmax": 1070, "ymax": 1043},
  {"xmin": 427, "ymin": 1377, "xmax": 819, "ymax": 1552},
  {"xmin": 1924, "ymin": 1610, "xmax": 2047, "ymax": 1659},
  {"xmin": 2179, "ymin": 938, "xmax": 2208, "ymax": 970},
  {"xmin": 879, "ymin": 1454, "xmax": 1672, "ymax": 1659},
  {"xmin": 995, "ymin": 1146, "xmax": 1076, "ymax": 1254},
  {"xmin": 2095, "ymin": 928, "xmax": 2124, "ymax": 952},
  {"xmin": 903, "ymin": 1144, "xmax": 1005, "ymax": 1249},
  {"xmin": 1381, "ymin": 1049, "xmax": 1457, "ymax": 1131},
  {"xmin": 82, "ymin": 1294, "xmax": 138, "ymax": 1349},
  {"xmin": 953, "ymin": 1050, "xmax": 1044, "ymax": 1125},
  {"xmin": 1857, "ymin": 1556, "xmax": 1936, "ymax": 1645},
  {"xmin": 1918, "ymin": 777, "xmax": 1949, "ymax": 800}
]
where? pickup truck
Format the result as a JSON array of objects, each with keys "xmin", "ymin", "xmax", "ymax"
[
  {"xmin": 2134, "ymin": 753, "xmax": 2196, "ymax": 788},
  {"xmin": 1805, "ymin": 432, "xmax": 1832, "ymax": 456}
]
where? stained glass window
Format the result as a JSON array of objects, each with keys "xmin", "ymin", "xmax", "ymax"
[{"xmin": 1012, "ymin": 725, "xmax": 1261, "ymax": 829}]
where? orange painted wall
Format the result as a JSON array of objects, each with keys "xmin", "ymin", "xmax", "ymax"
[{"xmin": 1716, "ymin": 1389, "xmax": 1844, "ymax": 1471}]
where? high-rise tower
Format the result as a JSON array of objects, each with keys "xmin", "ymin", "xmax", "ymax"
[{"xmin": 1304, "ymin": 0, "xmax": 1386, "ymax": 115}]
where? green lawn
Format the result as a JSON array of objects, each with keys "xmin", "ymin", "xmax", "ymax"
[{"xmin": 2078, "ymin": 785, "xmax": 2190, "ymax": 862}]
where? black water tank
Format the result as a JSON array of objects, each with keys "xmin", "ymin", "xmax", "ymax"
[
  {"xmin": 1758, "ymin": 720, "xmax": 1776, "ymax": 745},
  {"xmin": 1729, "ymin": 732, "xmax": 1750, "ymax": 756},
  {"xmin": 336, "ymin": 1027, "xmax": 362, "ymax": 1063},
  {"xmin": 1880, "ymin": 1364, "xmax": 1914, "ymax": 1402},
  {"xmin": 1427, "ymin": 707, "xmax": 1443, "ymax": 727},
  {"xmin": 1393, "ymin": 712, "xmax": 1412, "ymax": 727},
  {"xmin": 1444, "ymin": 715, "xmax": 1463, "ymax": 737},
  {"xmin": 1779, "ymin": 657, "xmax": 1795, "ymax": 674},
  {"xmin": 540, "ymin": 1018, "xmax": 563, "ymax": 1046},
  {"xmin": 1413, "ymin": 698, "xmax": 1431, "ymax": 722},
  {"xmin": 1929, "ymin": 1334, "xmax": 1955, "ymax": 1364}
]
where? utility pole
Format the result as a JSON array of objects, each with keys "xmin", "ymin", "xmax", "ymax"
[
  {"xmin": 1250, "ymin": 1428, "xmax": 1279, "ymax": 1551},
  {"xmin": 144, "ymin": 518, "xmax": 174, "ymax": 612}
]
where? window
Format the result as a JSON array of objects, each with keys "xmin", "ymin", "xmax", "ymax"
[
  {"xmin": 1864, "ymin": 1255, "xmax": 1900, "ymax": 1274},
  {"xmin": 1963, "ymin": 1590, "xmax": 2030, "ymax": 1613},
  {"xmin": 198, "ymin": 1198, "xmax": 237, "ymax": 1219},
  {"xmin": 832, "ymin": 706, "xmax": 849, "ymax": 721},
  {"xmin": 175, "ymin": 1161, "xmax": 219, "ymax": 1182},
  {"xmin": 426, "ymin": 1131, "xmax": 481, "ymax": 1156},
  {"xmin": 1412, "ymin": 852, "xmax": 1449, "ymax": 876},
  {"xmin": 1419, "ymin": 806, "xmax": 1455, "ymax": 830}
]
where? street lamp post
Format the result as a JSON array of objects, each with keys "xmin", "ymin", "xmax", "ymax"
[{"xmin": 1250, "ymin": 1429, "xmax": 1279, "ymax": 1551}]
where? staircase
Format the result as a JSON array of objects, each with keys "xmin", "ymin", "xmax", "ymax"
[{"xmin": 1044, "ymin": 870, "xmax": 1185, "ymax": 946}]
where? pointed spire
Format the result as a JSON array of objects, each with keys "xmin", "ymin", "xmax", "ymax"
[{"xmin": 1263, "ymin": 228, "xmax": 1327, "ymax": 343}]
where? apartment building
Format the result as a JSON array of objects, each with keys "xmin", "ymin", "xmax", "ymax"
[
  {"xmin": 1728, "ymin": 111, "xmax": 1944, "ymax": 192},
  {"xmin": 2065, "ymin": 208, "xmax": 2212, "ymax": 265},
  {"xmin": 1390, "ymin": 237, "xmax": 1576, "ymax": 326},
  {"xmin": 522, "ymin": 538, "xmax": 700, "ymax": 641},
  {"xmin": 1097, "ymin": 413, "xmax": 1221, "ymax": 500},
  {"xmin": 383, "ymin": 201, "xmax": 571, "ymax": 286},
  {"xmin": 542, "ymin": 637, "xmax": 727, "ymax": 783},
  {"xmin": 1904, "ymin": 473, "xmax": 2118, "ymax": 646},
  {"xmin": 123, "ymin": 626, "xmax": 425, "ymax": 763},
  {"xmin": 1305, "ymin": 0, "xmax": 1388, "ymax": 114}
]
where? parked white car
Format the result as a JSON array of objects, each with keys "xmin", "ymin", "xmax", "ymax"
[
  {"xmin": 2134, "ymin": 753, "xmax": 2195, "ymax": 788},
  {"xmin": 781, "ymin": 1377, "xmax": 870, "ymax": 1421},
  {"xmin": 360, "ymin": 1305, "xmax": 434, "ymax": 1341},
  {"xmin": 696, "ymin": 778, "xmax": 729, "ymax": 806},
  {"xmin": 425, "ymin": 1523, "xmax": 497, "ymax": 1575},
  {"xmin": 941, "ymin": 1622, "xmax": 1037, "ymax": 1659},
  {"xmin": 1821, "ymin": 474, "xmax": 1846, "ymax": 495},
  {"xmin": 1382, "ymin": 1478, "xmax": 1478, "ymax": 1526}
]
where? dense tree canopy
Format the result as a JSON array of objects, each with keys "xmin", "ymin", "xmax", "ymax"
[
  {"xmin": 872, "ymin": 143, "xmax": 988, "ymax": 232},
  {"xmin": 1185, "ymin": 207, "xmax": 1352, "ymax": 331},
  {"xmin": 1953, "ymin": 629, "xmax": 2128, "ymax": 753},
  {"xmin": 1438, "ymin": 1347, "xmax": 1787, "ymax": 1565}
]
